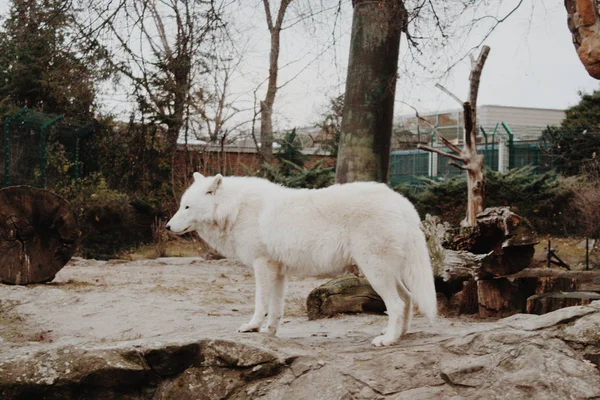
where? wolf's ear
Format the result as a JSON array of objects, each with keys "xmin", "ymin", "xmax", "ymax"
[
  {"xmin": 193, "ymin": 172, "xmax": 204, "ymax": 182},
  {"xmin": 207, "ymin": 174, "xmax": 223, "ymax": 194}
]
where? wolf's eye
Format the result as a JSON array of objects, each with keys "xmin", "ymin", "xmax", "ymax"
[
  {"xmin": 206, "ymin": 190, "xmax": 214, "ymax": 195},
  {"xmin": 185, "ymin": 206, "xmax": 190, "ymax": 209}
]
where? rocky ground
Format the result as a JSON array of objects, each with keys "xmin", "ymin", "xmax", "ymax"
[{"xmin": 1, "ymin": 257, "xmax": 600, "ymax": 399}]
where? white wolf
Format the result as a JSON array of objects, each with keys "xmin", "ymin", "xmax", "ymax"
[{"xmin": 166, "ymin": 173, "xmax": 436, "ymax": 346}]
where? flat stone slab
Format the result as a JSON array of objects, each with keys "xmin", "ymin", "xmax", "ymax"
[{"xmin": 1, "ymin": 258, "xmax": 600, "ymax": 399}]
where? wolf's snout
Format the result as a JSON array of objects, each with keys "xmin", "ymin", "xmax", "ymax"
[{"xmin": 165, "ymin": 225, "xmax": 171, "ymax": 231}]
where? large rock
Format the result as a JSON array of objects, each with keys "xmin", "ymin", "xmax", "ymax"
[
  {"xmin": 566, "ymin": 0, "xmax": 600, "ymax": 79},
  {"xmin": 2, "ymin": 303, "xmax": 600, "ymax": 399}
]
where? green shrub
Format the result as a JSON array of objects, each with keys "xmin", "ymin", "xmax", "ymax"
[
  {"xmin": 264, "ymin": 159, "xmax": 335, "ymax": 189},
  {"xmin": 398, "ymin": 167, "xmax": 576, "ymax": 236},
  {"xmin": 58, "ymin": 174, "xmax": 155, "ymax": 259}
]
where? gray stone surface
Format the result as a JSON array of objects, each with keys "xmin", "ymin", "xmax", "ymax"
[{"xmin": 1, "ymin": 259, "xmax": 600, "ymax": 399}]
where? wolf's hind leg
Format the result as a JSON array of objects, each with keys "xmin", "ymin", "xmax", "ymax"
[
  {"xmin": 357, "ymin": 255, "xmax": 407, "ymax": 347},
  {"xmin": 396, "ymin": 278, "xmax": 413, "ymax": 335}
]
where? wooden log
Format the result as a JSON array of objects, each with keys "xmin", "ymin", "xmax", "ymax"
[
  {"xmin": 441, "ymin": 250, "xmax": 490, "ymax": 281},
  {"xmin": 306, "ymin": 274, "xmax": 385, "ymax": 320},
  {"xmin": 526, "ymin": 292, "xmax": 600, "ymax": 315},
  {"xmin": 424, "ymin": 208, "xmax": 538, "ymax": 282},
  {"xmin": 0, "ymin": 186, "xmax": 79, "ymax": 285},
  {"xmin": 506, "ymin": 268, "xmax": 600, "ymax": 288},
  {"xmin": 477, "ymin": 279, "xmax": 525, "ymax": 318},
  {"xmin": 449, "ymin": 280, "xmax": 479, "ymax": 315}
]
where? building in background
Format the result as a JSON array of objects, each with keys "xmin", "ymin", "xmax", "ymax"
[
  {"xmin": 396, "ymin": 105, "xmax": 565, "ymax": 145},
  {"xmin": 390, "ymin": 105, "xmax": 566, "ymax": 187}
]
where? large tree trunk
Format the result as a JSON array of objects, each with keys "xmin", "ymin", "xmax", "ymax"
[
  {"xmin": 565, "ymin": 0, "xmax": 600, "ymax": 79},
  {"xmin": 335, "ymin": 0, "xmax": 405, "ymax": 183}
]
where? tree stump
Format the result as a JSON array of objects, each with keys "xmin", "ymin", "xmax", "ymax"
[
  {"xmin": 526, "ymin": 292, "xmax": 600, "ymax": 315},
  {"xmin": 449, "ymin": 280, "xmax": 479, "ymax": 315},
  {"xmin": 0, "ymin": 186, "xmax": 79, "ymax": 284},
  {"xmin": 477, "ymin": 279, "xmax": 525, "ymax": 318},
  {"xmin": 306, "ymin": 274, "xmax": 385, "ymax": 320}
]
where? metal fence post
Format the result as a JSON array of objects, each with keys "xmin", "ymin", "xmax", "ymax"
[
  {"xmin": 39, "ymin": 115, "xmax": 64, "ymax": 188},
  {"xmin": 501, "ymin": 122, "xmax": 515, "ymax": 170}
]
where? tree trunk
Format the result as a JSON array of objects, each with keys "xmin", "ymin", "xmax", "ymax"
[
  {"xmin": 335, "ymin": 0, "xmax": 405, "ymax": 183},
  {"xmin": 0, "ymin": 186, "xmax": 79, "ymax": 284},
  {"xmin": 260, "ymin": 0, "xmax": 292, "ymax": 167},
  {"xmin": 565, "ymin": 0, "xmax": 600, "ymax": 79},
  {"xmin": 463, "ymin": 103, "xmax": 486, "ymax": 226}
]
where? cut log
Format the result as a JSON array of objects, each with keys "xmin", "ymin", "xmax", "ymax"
[
  {"xmin": 0, "ymin": 186, "xmax": 79, "ymax": 285},
  {"xmin": 526, "ymin": 292, "xmax": 600, "ymax": 315},
  {"xmin": 506, "ymin": 268, "xmax": 600, "ymax": 291},
  {"xmin": 306, "ymin": 274, "xmax": 385, "ymax": 320}
]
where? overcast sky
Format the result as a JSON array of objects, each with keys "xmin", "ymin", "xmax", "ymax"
[
  {"xmin": 2, "ymin": 0, "xmax": 598, "ymax": 132},
  {"xmin": 232, "ymin": 0, "xmax": 600, "ymax": 130}
]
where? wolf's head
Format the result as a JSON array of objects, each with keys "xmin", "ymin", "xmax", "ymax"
[{"xmin": 166, "ymin": 172, "xmax": 223, "ymax": 234}]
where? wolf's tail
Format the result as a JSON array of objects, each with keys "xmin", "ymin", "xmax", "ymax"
[{"xmin": 401, "ymin": 229, "xmax": 437, "ymax": 323}]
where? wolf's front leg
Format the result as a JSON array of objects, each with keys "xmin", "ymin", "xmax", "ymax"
[
  {"xmin": 261, "ymin": 267, "xmax": 286, "ymax": 336},
  {"xmin": 238, "ymin": 258, "xmax": 272, "ymax": 333}
]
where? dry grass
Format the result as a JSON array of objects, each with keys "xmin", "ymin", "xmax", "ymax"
[
  {"xmin": 151, "ymin": 217, "xmax": 168, "ymax": 258},
  {"xmin": 533, "ymin": 237, "xmax": 599, "ymax": 270},
  {"xmin": 122, "ymin": 237, "xmax": 208, "ymax": 261},
  {"xmin": 0, "ymin": 300, "xmax": 25, "ymax": 342},
  {"xmin": 46, "ymin": 279, "xmax": 105, "ymax": 290},
  {"xmin": 286, "ymin": 295, "xmax": 309, "ymax": 317},
  {"xmin": 148, "ymin": 284, "xmax": 188, "ymax": 295}
]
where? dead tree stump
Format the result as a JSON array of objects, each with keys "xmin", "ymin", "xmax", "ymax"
[
  {"xmin": 449, "ymin": 280, "xmax": 479, "ymax": 315},
  {"xmin": 0, "ymin": 186, "xmax": 79, "ymax": 284},
  {"xmin": 477, "ymin": 279, "xmax": 525, "ymax": 318},
  {"xmin": 306, "ymin": 274, "xmax": 385, "ymax": 320}
]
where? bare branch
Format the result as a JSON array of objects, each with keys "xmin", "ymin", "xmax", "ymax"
[
  {"xmin": 435, "ymin": 83, "xmax": 462, "ymax": 105},
  {"xmin": 262, "ymin": 0, "xmax": 274, "ymax": 31},
  {"xmin": 468, "ymin": 45, "xmax": 490, "ymax": 108},
  {"xmin": 417, "ymin": 144, "xmax": 465, "ymax": 163},
  {"xmin": 400, "ymin": 101, "xmax": 463, "ymax": 155},
  {"xmin": 449, "ymin": 161, "xmax": 469, "ymax": 171}
]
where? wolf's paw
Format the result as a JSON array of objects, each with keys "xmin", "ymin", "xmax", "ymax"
[
  {"xmin": 238, "ymin": 323, "xmax": 260, "ymax": 333},
  {"xmin": 371, "ymin": 334, "xmax": 398, "ymax": 347},
  {"xmin": 259, "ymin": 325, "xmax": 278, "ymax": 336}
]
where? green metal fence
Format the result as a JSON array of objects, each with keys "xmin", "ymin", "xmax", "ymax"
[
  {"xmin": 389, "ymin": 149, "xmax": 429, "ymax": 187},
  {"xmin": 389, "ymin": 139, "xmax": 552, "ymax": 189},
  {"xmin": 1, "ymin": 108, "xmax": 95, "ymax": 188}
]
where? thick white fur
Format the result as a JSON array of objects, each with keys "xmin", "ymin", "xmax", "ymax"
[{"xmin": 166, "ymin": 173, "xmax": 437, "ymax": 346}]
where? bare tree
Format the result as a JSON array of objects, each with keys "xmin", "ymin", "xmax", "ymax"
[
  {"xmin": 565, "ymin": 0, "xmax": 600, "ymax": 79},
  {"xmin": 76, "ymin": 0, "xmax": 226, "ymax": 175},
  {"xmin": 195, "ymin": 50, "xmax": 252, "ymax": 173},
  {"xmin": 417, "ymin": 46, "xmax": 491, "ymax": 226},
  {"xmin": 258, "ymin": 0, "xmax": 293, "ymax": 165}
]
